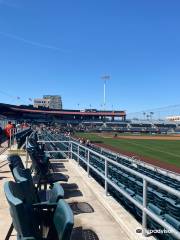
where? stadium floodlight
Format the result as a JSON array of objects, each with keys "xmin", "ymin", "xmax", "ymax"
[{"xmin": 101, "ymin": 75, "xmax": 110, "ymax": 110}]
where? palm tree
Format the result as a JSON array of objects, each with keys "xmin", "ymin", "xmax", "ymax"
[{"xmin": 143, "ymin": 112, "xmax": 146, "ymax": 120}]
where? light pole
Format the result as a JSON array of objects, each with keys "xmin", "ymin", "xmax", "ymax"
[{"xmin": 101, "ymin": 75, "xmax": 110, "ymax": 110}]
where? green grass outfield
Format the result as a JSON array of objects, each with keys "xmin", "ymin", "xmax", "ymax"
[{"xmin": 75, "ymin": 132, "xmax": 180, "ymax": 167}]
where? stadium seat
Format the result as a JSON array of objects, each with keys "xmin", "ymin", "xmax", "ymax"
[
  {"xmin": 164, "ymin": 214, "xmax": 180, "ymax": 231},
  {"xmin": 147, "ymin": 203, "xmax": 164, "ymax": 216},
  {"xmin": 153, "ymin": 191, "xmax": 167, "ymax": 211},
  {"xmin": 4, "ymin": 181, "xmax": 74, "ymax": 240},
  {"xmin": 134, "ymin": 194, "xmax": 143, "ymax": 219},
  {"xmin": 165, "ymin": 197, "xmax": 180, "ymax": 221},
  {"xmin": 8, "ymin": 154, "xmax": 25, "ymax": 175},
  {"xmin": 26, "ymin": 139, "xmax": 69, "ymax": 188},
  {"xmin": 13, "ymin": 166, "xmax": 64, "ymax": 203}
]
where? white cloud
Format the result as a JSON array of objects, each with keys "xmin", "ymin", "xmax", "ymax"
[{"xmin": 0, "ymin": 31, "xmax": 68, "ymax": 53}]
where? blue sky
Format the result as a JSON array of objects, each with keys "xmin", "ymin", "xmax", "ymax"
[{"xmin": 0, "ymin": 0, "xmax": 180, "ymax": 113}]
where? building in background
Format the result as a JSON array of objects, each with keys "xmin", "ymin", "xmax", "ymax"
[
  {"xmin": 43, "ymin": 95, "xmax": 62, "ymax": 109},
  {"xmin": 33, "ymin": 98, "xmax": 50, "ymax": 108},
  {"xmin": 34, "ymin": 95, "xmax": 62, "ymax": 109},
  {"xmin": 166, "ymin": 115, "xmax": 180, "ymax": 122}
]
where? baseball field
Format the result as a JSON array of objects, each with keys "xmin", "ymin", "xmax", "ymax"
[{"xmin": 75, "ymin": 132, "xmax": 180, "ymax": 173}]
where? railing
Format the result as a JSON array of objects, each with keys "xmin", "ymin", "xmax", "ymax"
[
  {"xmin": 10, "ymin": 127, "xmax": 31, "ymax": 150},
  {"xmin": 9, "ymin": 128, "xmax": 17, "ymax": 150},
  {"xmin": 69, "ymin": 136, "xmax": 180, "ymax": 180},
  {"xmin": 37, "ymin": 139, "xmax": 180, "ymax": 239}
]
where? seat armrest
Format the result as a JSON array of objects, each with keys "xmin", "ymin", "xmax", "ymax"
[
  {"xmin": 33, "ymin": 202, "xmax": 57, "ymax": 210},
  {"xmin": 22, "ymin": 237, "xmax": 36, "ymax": 240}
]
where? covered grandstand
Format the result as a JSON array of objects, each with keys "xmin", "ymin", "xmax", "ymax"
[
  {"xmin": 1, "ymin": 103, "xmax": 180, "ymax": 134},
  {"xmin": 0, "ymin": 103, "xmax": 126, "ymax": 122}
]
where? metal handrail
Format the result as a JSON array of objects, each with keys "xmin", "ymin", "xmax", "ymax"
[
  {"xmin": 37, "ymin": 139, "xmax": 180, "ymax": 239},
  {"xmin": 70, "ymin": 136, "xmax": 180, "ymax": 180},
  {"xmin": 9, "ymin": 127, "xmax": 17, "ymax": 150},
  {"xmin": 70, "ymin": 136, "xmax": 180, "ymax": 179}
]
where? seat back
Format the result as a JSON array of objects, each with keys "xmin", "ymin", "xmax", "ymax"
[
  {"xmin": 4, "ymin": 181, "xmax": 40, "ymax": 238},
  {"xmin": 49, "ymin": 182, "xmax": 65, "ymax": 203},
  {"xmin": 53, "ymin": 199, "xmax": 74, "ymax": 240},
  {"xmin": 27, "ymin": 138, "xmax": 48, "ymax": 175},
  {"xmin": 13, "ymin": 166, "xmax": 38, "ymax": 204},
  {"xmin": 8, "ymin": 155, "xmax": 25, "ymax": 175}
]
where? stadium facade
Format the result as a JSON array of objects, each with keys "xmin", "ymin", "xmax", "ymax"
[{"xmin": 0, "ymin": 103, "xmax": 126, "ymax": 122}]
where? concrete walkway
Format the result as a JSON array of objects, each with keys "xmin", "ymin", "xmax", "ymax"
[{"xmin": 0, "ymin": 149, "xmax": 16, "ymax": 239}]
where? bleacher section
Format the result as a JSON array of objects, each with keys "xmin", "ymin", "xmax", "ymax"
[
  {"xmin": 64, "ymin": 120, "xmax": 178, "ymax": 134},
  {"xmin": 39, "ymin": 130, "xmax": 180, "ymax": 240},
  {"xmin": 3, "ymin": 130, "xmax": 134, "ymax": 240}
]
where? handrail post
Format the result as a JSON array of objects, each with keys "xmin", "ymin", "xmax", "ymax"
[
  {"xmin": 142, "ymin": 179, "xmax": 147, "ymax": 236},
  {"xmin": 68, "ymin": 141, "xmax": 71, "ymax": 158},
  {"xmin": 9, "ymin": 128, "xmax": 12, "ymax": 150},
  {"xmin": 105, "ymin": 159, "xmax": 108, "ymax": 195},
  {"xmin": 12, "ymin": 128, "xmax": 14, "ymax": 146},
  {"xmin": 87, "ymin": 150, "xmax": 90, "ymax": 176},
  {"xmin": 14, "ymin": 128, "xmax": 16, "ymax": 145},
  {"xmin": 25, "ymin": 136, "xmax": 29, "ymax": 169},
  {"xmin": 70, "ymin": 142, "xmax": 72, "ymax": 159},
  {"xmin": 77, "ymin": 145, "xmax": 80, "ymax": 165}
]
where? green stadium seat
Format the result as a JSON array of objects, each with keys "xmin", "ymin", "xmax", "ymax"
[
  {"xmin": 165, "ymin": 197, "xmax": 180, "ymax": 221},
  {"xmin": 134, "ymin": 194, "xmax": 143, "ymax": 219},
  {"xmin": 147, "ymin": 203, "xmax": 164, "ymax": 216},
  {"xmin": 164, "ymin": 214, "xmax": 180, "ymax": 231},
  {"xmin": 13, "ymin": 166, "xmax": 64, "ymax": 203},
  {"xmin": 4, "ymin": 181, "xmax": 74, "ymax": 240},
  {"xmin": 51, "ymin": 200, "xmax": 74, "ymax": 240}
]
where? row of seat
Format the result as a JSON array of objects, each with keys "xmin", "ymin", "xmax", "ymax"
[
  {"xmin": 37, "ymin": 131, "xmax": 180, "ymax": 240},
  {"xmin": 76, "ymin": 155, "xmax": 180, "ymax": 240},
  {"xmin": 4, "ymin": 132, "xmax": 75, "ymax": 240},
  {"xmin": 15, "ymin": 128, "xmax": 32, "ymax": 149},
  {"xmin": 38, "ymin": 131, "xmax": 69, "ymax": 160},
  {"xmin": 26, "ymin": 134, "xmax": 69, "ymax": 189},
  {"xmin": 85, "ymin": 143, "xmax": 180, "ymax": 191},
  {"xmin": 68, "ymin": 143, "xmax": 180, "ymax": 240}
]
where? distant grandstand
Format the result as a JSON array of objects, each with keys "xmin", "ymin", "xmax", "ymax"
[
  {"xmin": 1, "ymin": 102, "xmax": 180, "ymax": 134},
  {"xmin": 0, "ymin": 103, "xmax": 126, "ymax": 122}
]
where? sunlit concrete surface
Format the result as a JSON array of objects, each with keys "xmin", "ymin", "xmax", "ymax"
[{"xmin": 0, "ymin": 150, "xmax": 16, "ymax": 240}]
